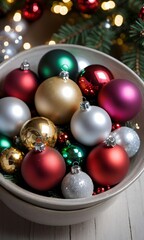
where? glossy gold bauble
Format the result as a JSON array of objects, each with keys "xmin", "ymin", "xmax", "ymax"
[
  {"xmin": 0, "ymin": 147, "xmax": 24, "ymax": 174},
  {"xmin": 34, "ymin": 76, "xmax": 82, "ymax": 125},
  {"xmin": 20, "ymin": 117, "xmax": 58, "ymax": 150}
]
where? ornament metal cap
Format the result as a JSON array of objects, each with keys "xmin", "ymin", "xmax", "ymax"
[
  {"xmin": 34, "ymin": 139, "xmax": 46, "ymax": 152},
  {"xmin": 59, "ymin": 70, "xmax": 69, "ymax": 81},
  {"xmin": 104, "ymin": 134, "xmax": 116, "ymax": 147},
  {"xmin": 20, "ymin": 60, "xmax": 30, "ymax": 71},
  {"xmin": 71, "ymin": 165, "xmax": 81, "ymax": 174},
  {"xmin": 80, "ymin": 100, "xmax": 90, "ymax": 111}
]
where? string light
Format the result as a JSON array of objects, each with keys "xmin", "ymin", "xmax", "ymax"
[
  {"xmin": 13, "ymin": 11, "xmax": 21, "ymax": 22},
  {"xmin": 48, "ymin": 40, "xmax": 56, "ymax": 45},
  {"xmin": 51, "ymin": 0, "xmax": 72, "ymax": 15},
  {"xmin": 6, "ymin": 0, "xmax": 15, "ymax": 3},
  {"xmin": 4, "ymin": 25, "xmax": 11, "ymax": 32},
  {"xmin": 23, "ymin": 42, "xmax": 31, "ymax": 50},
  {"xmin": 114, "ymin": 14, "xmax": 123, "ymax": 27},
  {"xmin": 101, "ymin": 1, "xmax": 116, "ymax": 10}
]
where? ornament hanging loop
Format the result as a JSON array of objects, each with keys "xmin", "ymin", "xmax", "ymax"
[{"xmin": 20, "ymin": 60, "xmax": 30, "ymax": 71}]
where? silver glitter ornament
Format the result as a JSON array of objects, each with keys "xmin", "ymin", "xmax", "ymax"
[
  {"xmin": 0, "ymin": 97, "xmax": 31, "ymax": 137},
  {"xmin": 111, "ymin": 126, "xmax": 140, "ymax": 157},
  {"xmin": 70, "ymin": 101, "xmax": 112, "ymax": 146},
  {"xmin": 61, "ymin": 165, "xmax": 94, "ymax": 199}
]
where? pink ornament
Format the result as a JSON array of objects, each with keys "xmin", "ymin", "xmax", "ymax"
[{"xmin": 98, "ymin": 79, "xmax": 142, "ymax": 122}]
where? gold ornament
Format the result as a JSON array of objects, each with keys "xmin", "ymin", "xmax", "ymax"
[
  {"xmin": 0, "ymin": 147, "xmax": 24, "ymax": 174},
  {"xmin": 34, "ymin": 75, "xmax": 82, "ymax": 125},
  {"xmin": 20, "ymin": 117, "xmax": 58, "ymax": 150}
]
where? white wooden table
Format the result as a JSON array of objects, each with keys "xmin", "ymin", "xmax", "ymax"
[{"xmin": 0, "ymin": 171, "xmax": 144, "ymax": 240}]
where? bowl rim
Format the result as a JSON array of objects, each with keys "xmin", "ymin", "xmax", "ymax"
[{"xmin": 0, "ymin": 43, "xmax": 144, "ymax": 210}]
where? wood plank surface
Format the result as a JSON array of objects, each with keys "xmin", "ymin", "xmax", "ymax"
[{"xmin": 1, "ymin": 172, "xmax": 144, "ymax": 240}]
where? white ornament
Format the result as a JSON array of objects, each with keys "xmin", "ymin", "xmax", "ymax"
[
  {"xmin": 111, "ymin": 126, "xmax": 140, "ymax": 157},
  {"xmin": 70, "ymin": 101, "xmax": 112, "ymax": 146},
  {"xmin": 0, "ymin": 97, "xmax": 31, "ymax": 137}
]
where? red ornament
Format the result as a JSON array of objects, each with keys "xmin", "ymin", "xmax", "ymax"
[
  {"xmin": 21, "ymin": 145, "xmax": 66, "ymax": 191},
  {"xmin": 138, "ymin": 6, "xmax": 144, "ymax": 20},
  {"xmin": 3, "ymin": 60, "xmax": 39, "ymax": 104},
  {"xmin": 98, "ymin": 79, "xmax": 142, "ymax": 122},
  {"xmin": 77, "ymin": 65, "xmax": 114, "ymax": 98},
  {"xmin": 74, "ymin": 0, "xmax": 100, "ymax": 14},
  {"xmin": 93, "ymin": 185, "xmax": 111, "ymax": 195},
  {"xmin": 57, "ymin": 131, "xmax": 69, "ymax": 145},
  {"xmin": 86, "ymin": 144, "xmax": 130, "ymax": 186},
  {"xmin": 112, "ymin": 123, "xmax": 122, "ymax": 131},
  {"xmin": 22, "ymin": 0, "xmax": 43, "ymax": 22}
]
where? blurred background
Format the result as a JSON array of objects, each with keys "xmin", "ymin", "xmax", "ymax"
[{"xmin": 0, "ymin": 0, "xmax": 144, "ymax": 78}]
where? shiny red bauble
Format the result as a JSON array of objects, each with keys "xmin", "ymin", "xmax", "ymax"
[
  {"xmin": 22, "ymin": 0, "xmax": 43, "ymax": 22},
  {"xmin": 3, "ymin": 64, "xmax": 39, "ymax": 104},
  {"xmin": 98, "ymin": 79, "xmax": 142, "ymax": 122},
  {"xmin": 86, "ymin": 144, "xmax": 130, "ymax": 186},
  {"xmin": 77, "ymin": 64, "xmax": 114, "ymax": 98},
  {"xmin": 74, "ymin": 0, "xmax": 100, "ymax": 14},
  {"xmin": 21, "ymin": 146, "xmax": 66, "ymax": 191}
]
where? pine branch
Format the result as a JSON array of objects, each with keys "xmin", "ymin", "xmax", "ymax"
[
  {"xmin": 84, "ymin": 25, "xmax": 115, "ymax": 54},
  {"xmin": 51, "ymin": 19, "xmax": 95, "ymax": 44},
  {"xmin": 130, "ymin": 18, "xmax": 144, "ymax": 46},
  {"xmin": 121, "ymin": 46, "xmax": 144, "ymax": 79}
]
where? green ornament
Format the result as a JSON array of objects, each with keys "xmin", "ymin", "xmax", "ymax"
[
  {"xmin": 0, "ymin": 134, "xmax": 12, "ymax": 152},
  {"xmin": 38, "ymin": 49, "xmax": 78, "ymax": 81},
  {"xmin": 61, "ymin": 143, "xmax": 86, "ymax": 167}
]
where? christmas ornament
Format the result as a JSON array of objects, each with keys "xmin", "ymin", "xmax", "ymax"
[
  {"xmin": 98, "ymin": 79, "xmax": 142, "ymax": 122},
  {"xmin": 93, "ymin": 185, "xmax": 111, "ymax": 195},
  {"xmin": 0, "ymin": 147, "xmax": 24, "ymax": 174},
  {"xmin": 111, "ymin": 126, "xmax": 140, "ymax": 158},
  {"xmin": 0, "ymin": 97, "xmax": 31, "ymax": 137},
  {"xmin": 74, "ymin": 0, "xmax": 100, "ymax": 14},
  {"xmin": 70, "ymin": 100, "xmax": 112, "ymax": 146},
  {"xmin": 38, "ymin": 49, "xmax": 79, "ymax": 81},
  {"xmin": 86, "ymin": 143, "xmax": 130, "ymax": 186},
  {"xmin": 61, "ymin": 165, "xmax": 94, "ymax": 199},
  {"xmin": 21, "ymin": 142, "xmax": 66, "ymax": 191},
  {"xmin": 112, "ymin": 123, "xmax": 122, "ymax": 131},
  {"xmin": 3, "ymin": 60, "xmax": 39, "ymax": 104},
  {"xmin": 138, "ymin": 6, "xmax": 144, "ymax": 20},
  {"xmin": 57, "ymin": 131, "xmax": 70, "ymax": 145},
  {"xmin": 61, "ymin": 142, "xmax": 86, "ymax": 168},
  {"xmin": 77, "ymin": 64, "xmax": 113, "ymax": 98},
  {"xmin": 22, "ymin": 0, "xmax": 44, "ymax": 22},
  {"xmin": 0, "ymin": 134, "xmax": 12, "ymax": 153},
  {"xmin": 20, "ymin": 117, "xmax": 57, "ymax": 150},
  {"xmin": 35, "ymin": 70, "xmax": 82, "ymax": 125}
]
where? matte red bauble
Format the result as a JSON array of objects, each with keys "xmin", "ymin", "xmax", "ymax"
[
  {"xmin": 74, "ymin": 0, "xmax": 100, "ymax": 14},
  {"xmin": 77, "ymin": 64, "xmax": 114, "ymax": 98},
  {"xmin": 86, "ymin": 144, "xmax": 130, "ymax": 186},
  {"xmin": 21, "ymin": 146, "xmax": 66, "ymax": 191},
  {"xmin": 3, "ymin": 61, "xmax": 39, "ymax": 104},
  {"xmin": 98, "ymin": 79, "xmax": 142, "ymax": 122}
]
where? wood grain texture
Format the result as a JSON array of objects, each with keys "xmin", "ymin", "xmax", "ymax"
[{"xmin": 1, "ymin": 173, "xmax": 144, "ymax": 240}]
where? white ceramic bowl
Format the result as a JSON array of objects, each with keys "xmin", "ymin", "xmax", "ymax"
[{"xmin": 0, "ymin": 44, "xmax": 144, "ymax": 225}]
